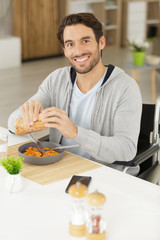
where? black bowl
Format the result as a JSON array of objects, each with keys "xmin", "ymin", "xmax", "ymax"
[{"xmin": 18, "ymin": 141, "xmax": 64, "ymax": 165}]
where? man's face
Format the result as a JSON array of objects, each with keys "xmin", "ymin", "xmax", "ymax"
[{"xmin": 63, "ymin": 24, "xmax": 105, "ymax": 74}]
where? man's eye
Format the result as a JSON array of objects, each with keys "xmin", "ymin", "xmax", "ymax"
[
  {"xmin": 66, "ymin": 43, "xmax": 73, "ymax": 48},
  {"xmin": 83, "ymin": 40, "xmax": 89, "ymax": 44}
]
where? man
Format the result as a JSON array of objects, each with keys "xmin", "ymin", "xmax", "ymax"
[{"xmin": 8, "ymin": 13, "xmax": 142, "ymax": 175}]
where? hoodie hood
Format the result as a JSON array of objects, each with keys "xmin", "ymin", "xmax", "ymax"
[{"xmin": 70, "ymin": 64, "xmax": 124, "ymax": 87}]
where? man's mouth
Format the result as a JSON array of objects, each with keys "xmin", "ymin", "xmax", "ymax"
[{"xmin": 74, "ymin": 55, "xmax": 90, "ymax": 63}]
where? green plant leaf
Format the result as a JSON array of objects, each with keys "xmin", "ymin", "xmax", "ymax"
[{"xmin": 1, "ymin": 155, "xmax": 24, "ymax": 174}]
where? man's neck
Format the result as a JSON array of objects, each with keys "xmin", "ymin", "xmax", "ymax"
[{"xmin": 76, "ymin": 62, "xmax": 107, "ymax": 94}]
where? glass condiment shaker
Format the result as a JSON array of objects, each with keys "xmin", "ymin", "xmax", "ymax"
[
  {"xmin": 68, "ymin": 181, "xmax": 88, "ymax": 237},
  {"xmin": 86, "ymin": 190, "xmax": 106, "ymax": 240}
]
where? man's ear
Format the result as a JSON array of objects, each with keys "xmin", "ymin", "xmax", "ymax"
[{"xmin": 99, "ymin": 35, "xmax": 106, "ymax": 50}]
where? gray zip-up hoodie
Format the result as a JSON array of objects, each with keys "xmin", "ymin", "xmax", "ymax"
[{"xmin": 8, "ymin": 65, "xmax": 142, "ymax": 172}]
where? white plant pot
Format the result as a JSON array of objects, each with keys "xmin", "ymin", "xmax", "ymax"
[{"xmin": 5, "ymin": 173, "xmax": 23, "ymax": 193}]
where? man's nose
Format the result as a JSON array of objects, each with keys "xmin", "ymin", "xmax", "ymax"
[{"xmin": 73, "ymin": 43, "xmax": 84, "ymax": 57}]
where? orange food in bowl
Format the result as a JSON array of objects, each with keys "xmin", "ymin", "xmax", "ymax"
[{"xmin": 23, "ymin": 146, "xmax": 59, "ymax": 157}]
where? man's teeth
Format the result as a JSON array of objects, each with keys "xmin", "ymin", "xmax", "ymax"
[{"xmin": 76, "ymin": 57, "xmax": 88, "ymax": 62}]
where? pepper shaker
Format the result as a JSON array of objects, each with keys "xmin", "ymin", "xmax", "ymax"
[
  {"xmin": 68, "ymin": 181, "xmax": 88, "ymax": 237},
  {"xmin": 86, "ymin": 190, "xmax": 106, "ymax": 240}
]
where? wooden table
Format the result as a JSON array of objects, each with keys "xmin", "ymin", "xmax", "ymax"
[
  {"xmin": 125, "ymin": 62, "xmax": 160, "ymax": 103},
  {"xmin": 0, "ymin": 127, "xmax": 160, "ymax": 240}
]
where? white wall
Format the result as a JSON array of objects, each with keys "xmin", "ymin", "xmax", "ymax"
[{"xmin": 0, "ymin": 0, "xmax": 13, "ymax": 38}]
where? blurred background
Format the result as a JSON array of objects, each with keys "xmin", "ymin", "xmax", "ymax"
[{"xmin": 0, "ymin": 0, "xmax": 160, "ymax": 127}]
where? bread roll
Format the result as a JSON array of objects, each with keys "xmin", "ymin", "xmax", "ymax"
[{"xmin": 15, "ymin": 114, "xmax": 47, "ymax": 135}]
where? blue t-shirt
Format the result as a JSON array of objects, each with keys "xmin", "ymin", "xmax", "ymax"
[{"xmin": 61, "ymin": 70, "xmax": 107, "ymax": 159}]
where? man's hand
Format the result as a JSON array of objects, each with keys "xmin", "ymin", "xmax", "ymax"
[
  {"xmin": 21, "ymin": 100, "xmax": 43, "ymax": 126},
  {"xmin": 42, "ymin": 107, "xmax": 78, "ymax": 139}
]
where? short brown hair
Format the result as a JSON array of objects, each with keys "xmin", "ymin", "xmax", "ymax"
[{"xmin": 57, "ymin": 12, "xmax": 103, "ymax": 46}]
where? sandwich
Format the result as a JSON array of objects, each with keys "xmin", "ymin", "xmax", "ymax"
[{"xmin": 15, "ymin": 113, "xmax": 46, "ymax": 135}]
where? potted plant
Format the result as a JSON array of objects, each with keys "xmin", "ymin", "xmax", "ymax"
[
  {"xmin": 1, "ymin": 155, "xmax": 24, "ymax": 193},
  {"xmin": 128, "ymin": 38, "xmax": 149, "ymax": 66}
]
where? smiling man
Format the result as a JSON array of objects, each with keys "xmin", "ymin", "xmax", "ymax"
[
  {"xmin": 8, "ymin": 13, "xmax": 142, "ymax": 175},
  {"xmin": 63, "ymin": 24, "xmax": 105, "ymax": 75}
]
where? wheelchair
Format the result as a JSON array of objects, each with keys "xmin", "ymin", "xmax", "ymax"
[{"xmin": 122, "ymin": 97, "xmax": 160, "ymax": 184}]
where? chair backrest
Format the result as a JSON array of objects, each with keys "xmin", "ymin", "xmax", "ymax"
[
  {"xmin": 113, "ymin": 101, "xmax": 160, "ymax": 173},
  {"xmin": 137, "ymin": 103, "xmax": 159, "ymax": 174},
  {"xmin": 113, "ymin": 103, "xmax": 157, "ymax": 169},
  {"xmin": 138, "ymin": 103, "xmax": 155, "ymax": 152}
]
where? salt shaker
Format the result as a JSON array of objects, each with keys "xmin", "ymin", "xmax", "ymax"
[
  {"xmin": 68, "ymin": 181, "xmax": 88, "ymax": 237},
  {"xmin": 86, "ymin": 190, "xmax": 106, "ymax": 240}
]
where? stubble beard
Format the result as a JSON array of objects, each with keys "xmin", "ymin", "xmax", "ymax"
[{"xmin": 69, "ymin": 49, "xmax": 101, "ymax": 74}]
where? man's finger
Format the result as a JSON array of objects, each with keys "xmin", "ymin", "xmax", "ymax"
[
  {"xmin": 28, "ymin": 100, "xmax": 35, "ymax": 125},
  {"xmin": 33, "ymin": 100, "xmax": 43, "ymax": 121}
]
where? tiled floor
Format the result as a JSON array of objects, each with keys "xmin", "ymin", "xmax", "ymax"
[{"xmin": 0, "ymin": 47, "xmax": 160, "ymax": 128}]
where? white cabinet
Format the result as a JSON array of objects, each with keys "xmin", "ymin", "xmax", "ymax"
[
  {"xmin": 127, "ymin": 1, "xmax": 146, "ymax": 41},
  {"xmin": 122, "ymin": 0, "xmax": 147, "ymax": 46},
  {"xmin": 122, "ymin": 0, "xmax": 160, "ymax": 47},
  {"xmin": 0, "ymin": 37, "xmax": 21, "ymax": 69}
]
